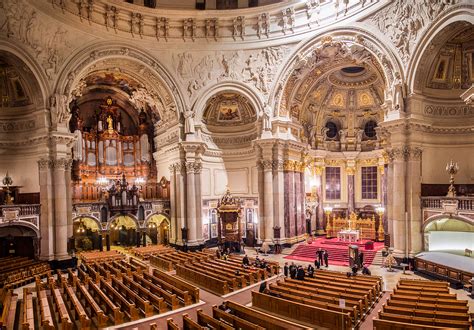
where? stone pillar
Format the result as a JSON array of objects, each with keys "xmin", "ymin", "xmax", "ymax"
[
  {"xmin": 274, "ymin": 160, "xmax": 286, "ymax": 241},
  {"xmin": 314, "ymin": 165, "xmax": 325, "ymax": 235},
  {"xmin": 386, "ymin": 161, "xmax": 394, "ymax": 245},
  {"xmin": 38, "ymin": 158, "xmax": 54, "ymax": 261},
  {"xmin": 194, "ymin": 162, "xmax": 203, "ymax": 244},
  {"xmin": 407, "ymin": 147, "xmax": 423, "ymax": 256},
  {"xmin": 284, "ymin": 161, "xmax": 295, "ymax": 238},
  {"xmin": 53, "ymin": 158, "xmax": 71, "ymax": 260},
  {"xmin": 142, "ymin": 233, "xmax": 147, "ymax": 246},
  {"xmin": 99, "ymin": 234, "xmax": 103, "ymax": 251},
  {"xmin": 185, "ymin": 161, "xmax": 197, "ymax": 244},
  {"xmin": 136, "ymin": 231, "xmax": 141, "ymax": 247},
  {"xmin": 65, "ymin": 161, "xmax": 73, "ymax": 239},
  {"xmin": 261, "ymin": 160, "xmax": 274, "ymax": 242},
  {"xmin": 294, "ymin": 165, "xmax": 302, "ymax": 236},
  {"xmin": 347, "ymin": 167, "xmax": 356, "ymax": 214},
  {"xmin": 390, "ymin": 147, "xmax": 407, "ymax": 257}
]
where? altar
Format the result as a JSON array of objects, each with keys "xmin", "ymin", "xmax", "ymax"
[{"xmin": 338, "ymin": 230, "xmax": 360, "ymax": 242}]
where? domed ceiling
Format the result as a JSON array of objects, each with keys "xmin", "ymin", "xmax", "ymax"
[
  {"xmin": 419, "ymin": 22, "xmax": 474, "ymax": 95},
  {"xmin": 0, "ymin": 52, "xmax": 35, "ymax": 109},
  {"xmin": 304, "ymin": 64, "xmax": 384, "ymax": 114}
]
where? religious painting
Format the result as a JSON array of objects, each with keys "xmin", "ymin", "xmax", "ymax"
[
  {"xmin": 202, "ymin": 223, "xmax": 209, "ymax": 240},
  {"xmin": 218, "ymin": 102, "xmax": 241, "ymax": 121},
  {"xmin": 84, "ymin": 71, "xmax": 140, "ymax": 96},
  {"xmin": 433, "ymin": 56, "xmax": 449, "ymax": 82}
]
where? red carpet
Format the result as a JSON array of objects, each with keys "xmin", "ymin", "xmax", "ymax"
[{"xmin": 285, "ymin": 237, "xmax": 384, "ymax": 266}]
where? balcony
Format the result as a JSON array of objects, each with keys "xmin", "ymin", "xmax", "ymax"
[
  {"xmin": 421, "ymin": 196, "xmax": 474, "ymax": 222},
  {"xmin": 0, "ymin": 204, "xmax": 41, "ymax": 230}
]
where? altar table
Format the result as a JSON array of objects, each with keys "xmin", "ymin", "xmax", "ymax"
[{"xmin": 337, "ymin": 230, "xmax": 360, "ymax": 242}]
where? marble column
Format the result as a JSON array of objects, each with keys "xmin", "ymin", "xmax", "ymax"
[
  {"xmin": 273, "ymin": 160, "xmax": 285, "ymax": 241},
  {"xmin": 390, "ymin": 147, "xmax": 407, "ymax": 257},
  {"xmin": 185, "ymin": 161, "xmax": 197, "ymax": 244},
  {"xmin": 386, "ymin": 161, "xmax": 394, "ymax": 245},
  {"xmin": 194, "ymin": 162, "xmax": 203, "ymax": 244},
  {"xmin": 262, "ymin": 160, "xmax": 274, "ymax": 242},
  {"xmin": 168, "ymin": 164, "xmax": 177, "ymax": 244},
  {"xmin": 347, "ymin": 167, "xmax": 356, "ymax": 214},
  {"xmin": 284, "ymin": 161, "xmax": 295, "ymax": 238},
  {"xmin": 407, "ymin": 147, "xmax": 423, "ymax": 255},
  {"xmin": 294, "ymin": 165, "xmax": 302, "ymax": 236},
  {"xmin": 65, "ymin": 161, "xmax": 73, "ymax": 239},
  {"xmin": 38, "ymin": 158, "xmax": 54, "ymax": 261},
  {"xmin": 53, "ymin": 158, "xmax": 70, "ymax": 260},
  {"xmin": 314, "ymin": 166, "xmax": 325, "ymax": 234}
]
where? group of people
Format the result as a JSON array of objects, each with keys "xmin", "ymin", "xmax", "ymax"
[
  {"xmin": 315, "ymin": 248, "xmax": 329, "ymax": 268},
  {"xmin": 283, "ymin": 262, "xmax": 315, "ymax": 281},
  {"xmin": 242, "ymin": 255, "xmax": 271, "ymax": 273}
]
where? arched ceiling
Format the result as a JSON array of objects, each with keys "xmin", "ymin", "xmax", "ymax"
[
  {"xmin": 416, "ymin": 22, "xmax": 474, "ymax": 97},
  {"xmin": 0, "ymin": 51, "xmax": 38, "ymax": 109},
  {"xmin": 202, "ymin": 92, "xmax": 257, "ymax": 131}
]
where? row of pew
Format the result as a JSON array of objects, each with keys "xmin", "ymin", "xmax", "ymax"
[
  {"xmin": 252, "ymin": 268, "xmax": 383, "ymax": 330},
  {"xmin": 156, "ymin": 301, "xmax": 308, "ymax": 330},
  {"xmin": 79, "ymin": 250, "xmax": 125, "ymax": 263},
  {"xmin": 373, "ymin": 279, "xmax": 472, "ymax": 329},
  {"xmin": 130, "ymin": 245, "xmax": 176, "ymax": 260},
  {"xmin": 151, "ymin": 251, "xmax": 277, "ymax": 295},
  {"xmin": 0, "ymin": 257, "xmax": 200, "ymax": 329},
  {"xmin": 0, "ymin": 256, "xmax": 51, "ymax": 289}
]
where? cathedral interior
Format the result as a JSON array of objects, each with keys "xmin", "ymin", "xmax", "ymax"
[{"xmin": 0, "ymin": 0, "xmax": 473, "ymax": 329}]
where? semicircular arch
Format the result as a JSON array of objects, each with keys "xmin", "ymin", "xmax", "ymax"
[
  {"xmin": 107, "ymin": 214, "xmax": 140, "ymax": 231},
  {"xmin": 0, "ymin": 222, "xmax": 40, "ymax": 237},
  {"xmin": 422, "ymin": 214, "xmax": 474, "ymax": 233}
]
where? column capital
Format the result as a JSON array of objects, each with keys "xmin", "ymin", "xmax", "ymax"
[
  {"xmin": 260, "ymin": 159, "xmax": 273, "ymax": 171},
  {"xmin": 387, "ymin": 147, "xmax": 407, "ymax": 162},
  {"xmin": 193, "ymin": 162, "xmax": 202, "ymax": 174},
  {"xmin": 272, "ymin": 160, "xmax": 285, "ymax": 172},
  {"xmin": 38, "ymin": 157, "xmax": 53, "ymax": 170},
  {"xmin": 185, "ymin": 161, "xmax": 195, "ymax": 174},
  {"xmin": 52, "ymin": 157, "xmax": 72, "ymax": 170},
  {"xmin": 406, "ymin": 146, "xmax": 423, "ymax": 161}
]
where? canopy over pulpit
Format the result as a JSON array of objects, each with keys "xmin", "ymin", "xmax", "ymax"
[{"xmin": 217, "ymin": 189, "xmax": 242, "ymax": 253}]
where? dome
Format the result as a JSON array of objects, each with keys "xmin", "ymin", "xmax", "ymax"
[{"xmin": 0, "ymin": 52, "xmax": 34, "ymax": 109}]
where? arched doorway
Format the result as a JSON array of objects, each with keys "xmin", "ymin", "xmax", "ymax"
[
  {"xmin": 73, "ymin": 217, "xmax": 101, "ymax": 251},
  {"xmin": 423, "ymin": 217, "xmax": 474, "ymax": 255},
  {"xmin": 146, "ymin": 214, "xmax": 170, "ymax": 245},
  {"xmin": 109, "ymin": 215, "xmax": 137, "ymax": 247},
  {"xmin": 0, "ymin": 225, "xmax": 38, "ymax": 258}
]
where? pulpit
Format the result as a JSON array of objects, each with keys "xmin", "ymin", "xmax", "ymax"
[{"xmin": 217, "ymin": 189, "xmax": 242, "ymax": 253}]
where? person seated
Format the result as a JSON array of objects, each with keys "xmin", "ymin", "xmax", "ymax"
[
  {"xmin": 307, "ymin": 264, "xmax": 314, "ymax": 278},
  {"xmin": 235, "ymin": 270, "xmax": 241, "ymax": 276},
  {"xmin": 296, "ymin": 266, "xmax": 305, "ymax": 280},
  {"xmin": 259, "ymin": 279, "xmax": 267, "ymax": 293},
  {"xmin": 216, "ymin": 249, "xmax": 221, "ymax": 259},
  {"xmin": 242, "ymin": 254, "xmax": 250, "ymax": 266},
  {"xmin": 361, "ymin": 264, "xmax": 371, "ymax": 275}
]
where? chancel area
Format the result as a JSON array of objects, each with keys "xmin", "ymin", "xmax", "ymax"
[{"xmin": 0, "ymin": 0, "xmax": 473, "ymax": 329}]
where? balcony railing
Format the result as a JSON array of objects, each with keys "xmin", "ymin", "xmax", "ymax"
[
  {"xmin": 0, "ymin": 204, "xmax": 41, "ymax": 217},
  {"xmin": 421, "ymin": 196, "xmax": 474, "ymax": 212}
]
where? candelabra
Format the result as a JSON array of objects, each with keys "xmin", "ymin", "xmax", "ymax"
[
  {"xmin": 2, "ymin": 171, "xmax": 13, "ymax": 205},
  {"xmin": 445, "ymin": 160, "xmax": 459, "ymax": 197},
  {"xmin": 376, "ymin": 206, "xmax": 385, "ymax": 242},
  {"xmin": 324, "ymin": 206, "xmax": 333, "ymax": 238}
]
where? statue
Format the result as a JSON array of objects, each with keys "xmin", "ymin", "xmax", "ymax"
[
  {"xmin": 392, "ymin": 72, "xmax": 405, "ymax": 112},
  {"xmin": 262, "ymin": 103, "xmax": 272, "ymax": 131},
  {"xmin": 106, "ymin": 115, "xmax": 113, "ymax": 132},
  {"xmin": 184, "ymin": 109, "xmax": 195, "ymax": 134}
]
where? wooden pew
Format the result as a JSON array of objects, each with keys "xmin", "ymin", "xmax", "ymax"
[
  {"xmin": 382, "ymin": 305, "xmax": 469, "ymax": 322},
  {"xmin": 387, "ymin": 297, "xmax": 469, "ymax": 313},
  {"xmin": 5, "ymin": 292, "xmax": 18, "ymax": 330},
  {"xmin": 150, "ymin": 254, "xmax": 175, "ymax": 271},
  {"xmin": 186, "ymin": 263, "xmax": 239, "ymax": 290},
  {"xmin": 175, "ymin": 263, "xmax": 230, "ymax": 295},
  {"xmin": 373, "ymin": 318, "xmax": 450, "ymax": 329},
  {"xmin": 223, "ymin": 300, "xmax": 309, "ymax": 330},
  {"xmin": 152, "ymin": 269, "xmax": 199, "ymax": 304},
  {"xmin": 393, "ymin": 288, "xmax": 456, "ymax": 300},
  {"xmin": 398, "ymin": 279, "xmax": 449, "ymax": 289},
  {"xmin": 37, "ymin": 289, "xmax": 55, "ymax": 329},
  {"xmin": 396, "ymin": 284, "xmax": 450, "ymax": 294},
  {"xmin": 252, "ymin": 291, "xmax": 352, "ymax": 330},
  {"xmin": 76, "ymin": 282, "xmax": 109, "ymax": 327},
  {"xmin": 129, "ymin": 257, "xmax": 150, "ymax": 273},
  {"xmin": 192, "ymin": 261, "xmax": 246, "ymax": 288},
  {"xmin": 167, "ymin": 318, "xmax": 180, "ymax": 330},
  {"xmin": 183, "ymin": 313, "xmax": 205, "ymax": 330},
  {"xmin": 196, "ymin": 309, "xmax": 234, "ymax": 329},
  {"xmin": 98, "ymin": 278, "xmax": 137, "ymax": 321},
  {"xmin": 62, "ymin": 283, "xmax": 91, "ymax": 330},
  {"xmin": 212, "ymin": 306, "xmax": 265, "ymax": 330},
  {"xmin": 130, "ymin": 274, "xmax": 180, "ymax": 310},
  {"xmin": 120, "ymin": 275, "xmax": 168, "ymax": 313},
  {"xmin": 0, "ymin": 290, "xmax": 13, "ymax": 328},
  {"xmin": 22, "ymin": 288, "xmax": 35, "ymax": 330},
  {"xmin": 378, "ymin": 312, "xmax": 471, "ymax": 329},
  {"xmin": 304, "ymin": 276, "xmax": 376, "ymax": 302},
  {"xmin": 50, "ymin": 285, "xmax": 73, "ymax": 329}
]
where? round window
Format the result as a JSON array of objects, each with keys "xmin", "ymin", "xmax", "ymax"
[{"xmin": 325, "ymin": 122, "xmax": 338, "ymax": 139}]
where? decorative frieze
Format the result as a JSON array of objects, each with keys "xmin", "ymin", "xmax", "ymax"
[
  {"xmin": 423, "ymin": 105, "xmax": 474, "ymax": 117},
  {"xmin": 0, "ymin": 119, "xmax": 36, "ymax": 133}
]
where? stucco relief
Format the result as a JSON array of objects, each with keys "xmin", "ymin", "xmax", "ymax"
[
  {"xmin": 0, "ymin": 0, "xmax": 86, "ymax": 80},
  {"xmin": 369, "ymin": 0, "xmax": 454, "ymax": 63},
  {"xmin": 172, "ymin": 47, "xmax": 290, "ymax": 98},
  {"xmin": 0, "ymin": 119, "xmax": 36, "ymax": 133}
]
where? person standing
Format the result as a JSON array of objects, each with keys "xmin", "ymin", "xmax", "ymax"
[
  {"xmin": 283, "ymin": 262, "xmax": 289, "ymax": 277},
  {"xmin": 317, "ymin": 248, "xmax": 324, "ymax": 266},
  {"xmin": 296, "ymin": 266, "xmax": 305, "ymax": 280},
  {"xmin": 290, "ymin": 263, "xmax": 297, "ymax": 279},
  {"xmin": 323, "ymin": 249, "xmax": 329, "ymax": 267},
  {"xmin": 242, "ymin": 254, "xmax": 250, "ymax": 266},
  {"xmin": 358, "ymin": 251, "xmax": 364, "ymax": 268}
]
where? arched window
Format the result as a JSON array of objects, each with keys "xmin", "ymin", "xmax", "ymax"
[
  {"xmin": 364, "ymin": 120, "xmax": 377, "ymax": 138},
  {"xmin": 325, "ymin": 121, "xmax": 338, "ymax": 139}
]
